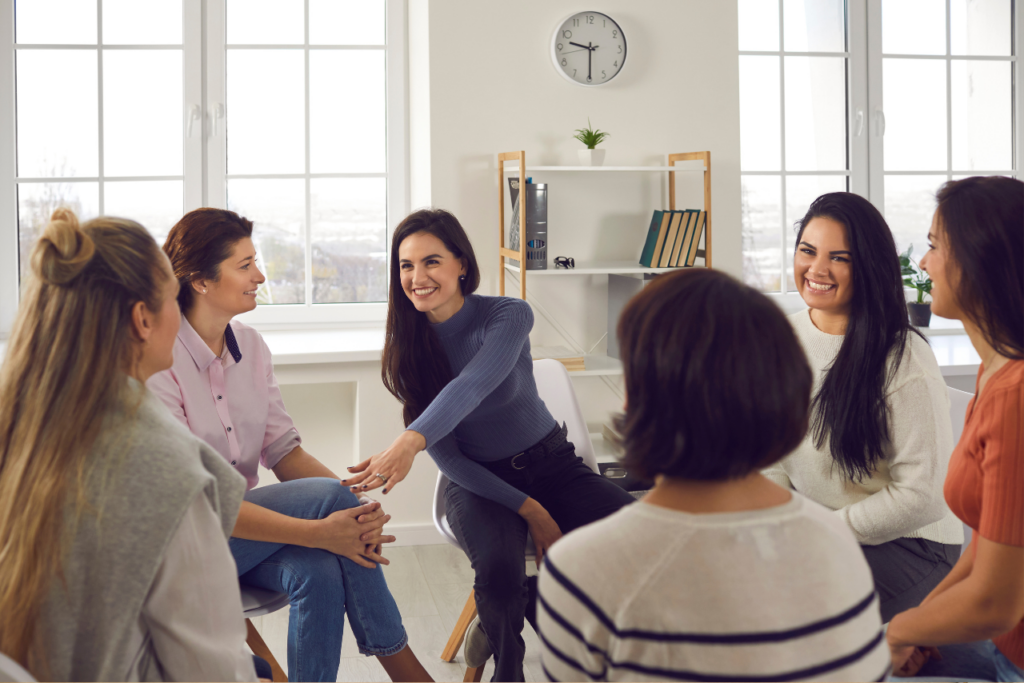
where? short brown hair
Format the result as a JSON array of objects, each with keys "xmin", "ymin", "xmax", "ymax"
[
  {"xmin": 163, "ymin": 208, "xmax": 254, "ymax": 312},
  {"xmin": 615, "ymin": 269, "xmax": 812, "ymax": 481}
]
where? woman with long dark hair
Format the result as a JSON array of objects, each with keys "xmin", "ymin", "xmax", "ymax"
[
  {"xmin": 763, "ymin": 192, "xmax": 963, "ymax": 623},
  {"xmin": 148, "ymin": 208, "xmax": 432, "ymax": 683},
  {"xmin": 886, "ymin": 176, "xmax": 1024, "ymax": 681},
  {"xmin": 343, "ymin": 208, "xmax": 635, "ymax": 682}
]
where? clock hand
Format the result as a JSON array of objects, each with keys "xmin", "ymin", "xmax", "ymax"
[
  {"xmin": 559, "ymin": 48, "xmax": 588, "ymax": 56},
  {"xmin": 588, "ymin": 42, "xmax": 592, "ymax": 81},
  {"xmin": 569, "ymin": 41, "xmax": 594, "ymax": 50}
]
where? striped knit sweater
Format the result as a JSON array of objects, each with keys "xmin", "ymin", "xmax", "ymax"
[
  {"xmin": 537, "ymin": 494, "xmax": 890, "ymax": 682},
  {"xmin": 407, "ymin": 294, "xmax": 557, "ymax": 511}
]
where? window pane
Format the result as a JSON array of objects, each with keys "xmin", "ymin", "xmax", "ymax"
[
  {"xmin": 311, "ymin": 178, "xmax": 386, "ymax": 303},
  {"xmin": 884, "ymin": 175, "xmax": 943, "ymax": 254},
  {"xmin": 104, "ymin": 180, "xmax": 183, "ymax": 246},
  {"xmin": 227, "ymin": 0, "xmax": 304, "ymax": 44},
  {"xmin": 310, "ymin": 0, "xmax": 385, "ymax": 45},
  {"xmin": 227, "ymin": 180, "xmax": 305, "ymax": 305},
  {"xmin": 103, "ymin": 0, "xmax": 182, "ymax": 45},
  {"xmin": 16, "ymin": 51, "xmax": 98, "ymax": 177},
  {"xmin": 16, "ymin": 0, "xmax": 96, "ymax": 44},
  {"xmin": 18, "ymin": 182, "xmax": 99, "ymax": 283},
  {"xmin": 951, "ymin": 60, "xmax": 1012, "ymax": 171},
  {"xmin": 784, "ymin": 176, "xmax": 848, "ymax": 289},
  {"xmin": 951, "ymin": 0, "xmax": 1011, "ymax": 56},
  {"xmin": 784, "ymin": 56, "xmax": 847, "ymax": 171},
  {"xmin": 104, "ymin": 50, "xmax": 183, "ymax": 176},
  {"xmin": 738, "ymin": 0, "xmax": 779, "ymax": 51},
  {"xmin": 739, "ymin": 56, "xmax": 781, "ymax": 171},
  {"xmin": 741, "ymin": 175, "xmax": 783, "ymax": 292},
  {"xmin": 883, "ymin": 59, "xmax": 947, "ymax": 171},
  {"xmin": 227, "ymin": 50, "xmax": 305, "ymax": 174},
  {"xmin": 310, "ymin": 51, "xmax": 385, "ymax": 173},
  {"xmin": 783, "ymin": 0, "xmax": 845, "ymax": 52},
  {"xmin": 882, "ymin": 0, "xmax": 946, "ymax": 55}
]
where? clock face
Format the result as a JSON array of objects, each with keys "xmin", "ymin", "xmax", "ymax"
[{"xmin": 551, "ymin": 11, "xmax": 627, "ymax": 86}]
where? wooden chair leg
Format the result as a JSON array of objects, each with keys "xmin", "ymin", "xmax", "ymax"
[
  {"xmin": 441, "ymin": 589, "xmax": 478, "ymax": 662},
  {"xmin": 246, "ymin": 618, "xmax": 288, "ymax": 682},
  {"xmin": 464, "ymin": 664, "xmax": 485, "ymax": 682}
]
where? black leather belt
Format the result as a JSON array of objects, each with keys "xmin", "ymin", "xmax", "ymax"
[{"xmin": 495, "ymin": 422, "xmax": 567, "ymax": 471}]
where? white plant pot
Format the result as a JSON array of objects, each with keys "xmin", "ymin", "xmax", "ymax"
[{"xmin": 577, "ymin": 148, "xmax": 606, "ymax": 166}]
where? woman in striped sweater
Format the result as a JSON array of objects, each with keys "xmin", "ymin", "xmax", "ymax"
[{"xmin": 537, "ymin": 269, "xmax": 889, "ymax": 682}]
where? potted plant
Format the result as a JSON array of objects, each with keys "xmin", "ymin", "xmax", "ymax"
[
  {"xmin": 900, "ymin": 245, "xmax": 933, "ymax": 327},
  {"xmin": 573, "ymin": 118, "xmax": 610, "ymax": 166}
]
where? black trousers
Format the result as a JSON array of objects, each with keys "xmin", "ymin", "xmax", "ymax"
[
  {"xmin": 444, "ymin": 424, "xmax": 635, "ymax": 683},
  {"xmin": 861, "ymin": 537, "xmax": 960, "ymax": 623}
]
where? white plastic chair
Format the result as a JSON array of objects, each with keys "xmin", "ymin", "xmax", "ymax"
[
  {"xmin": 0, "ymin": 653, "xmax": 35, "ymax": 683},
  {"xmin": 948, "ymin": 386, "xmax": 974, "ymax": 556},
  {"xmin": 241, "ymin": 585, "xmax": 290, "ymax": 681},
  {"xmin": 433, "ymin": 359, "xmax": 600, "ymax": 675}
]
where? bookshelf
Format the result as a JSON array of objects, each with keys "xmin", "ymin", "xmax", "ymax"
[{"xmin": 496, "ymin": 150, "xmax": 712, "ymax": 374}]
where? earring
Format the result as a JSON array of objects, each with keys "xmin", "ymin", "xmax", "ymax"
[
  {"xmin": 202, "ymin": 289, "xmax": 207, "ymax": 294},
  {"xmin": 459, "ymin": 275, "xmax": 466, "ymax": 282}
]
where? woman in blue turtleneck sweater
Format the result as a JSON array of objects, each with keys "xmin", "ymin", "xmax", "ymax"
[{"xmin": 343, "ymin": 209, "xmax": 634, "ymax": 682}]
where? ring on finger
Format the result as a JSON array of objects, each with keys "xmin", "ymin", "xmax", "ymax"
[{"xmin": 375, "ymin": 473, "xmax": 389, "ymax": 484}]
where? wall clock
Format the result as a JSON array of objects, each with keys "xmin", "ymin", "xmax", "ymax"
[{"xmin": 551, "ymin": 11, "xmax": 627, "ymax": 86}]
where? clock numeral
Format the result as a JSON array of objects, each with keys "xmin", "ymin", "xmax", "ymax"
[
  {"xmin": 587, "ymin": 15, "xmax": 594, "ymax": 24},
  {"xmin": 612, "ymin": 30, "xmax": 618, "ymax": 38},
  {"xmin": 617, "ymin": 45, "xmax": 623, "ymax": 53},
  {"xmin": 562, "ymin": 29, "xmax": 572, "ymax": 38},
  {"xmin": 572, "ymin": 18, "xmax": 579, "ymax": 27},
  {"xmin": 603, "ymin": 19, "xmax": 606, "ymax": 27},
  {"xmin": 561, "ymin": 58, "xmax": 567, "ymax": 66},
  {"xmin": 613, "ymin": 60, "xmax": 618, "ymax": 67},
  {"xmin": 557, "ymin": 43, "xmax": 563, "ymax": 51},
  {"xmin": 602, "ymin": 70, "xmax": 607, "ymax": 79},
  {"xmin": 573, "ymin": 69, "xmax": 577, "ymax": 77}
]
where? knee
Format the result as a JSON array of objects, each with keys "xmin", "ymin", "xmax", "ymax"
[
  {"xmin": 472, "ymin": 555, "xmax": 526, "ymax": 600},
  {"xmin": 305, "ymin": 477, "xmax": 362, "ymax": 517}
]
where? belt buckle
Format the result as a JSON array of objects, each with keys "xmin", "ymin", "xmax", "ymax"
[{"xmin": 511, "ymin": 453, "xmax": 527, "ymax": 470}]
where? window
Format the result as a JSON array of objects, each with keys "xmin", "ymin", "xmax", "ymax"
[
  {"xmin": 0, "ymin": 0, "xmax": 406, "ymax": 336},
  {"xmin": 739, "ymin": 0, "xmax": 1018, "ymax": 294}
]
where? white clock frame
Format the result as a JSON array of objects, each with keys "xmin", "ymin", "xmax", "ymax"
[{"xmin": 550, "ymin": 11, "xmax": 628, "ymax": 87}]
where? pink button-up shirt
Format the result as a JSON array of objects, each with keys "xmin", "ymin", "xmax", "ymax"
[{"xmin": 148, "ymin": 315, "xmax": 301, "ymax": 490}]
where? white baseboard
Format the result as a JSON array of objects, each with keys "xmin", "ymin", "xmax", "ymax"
[{"xmin": 388, "ymin": 522, "xmax": 450, "ymax": 546}]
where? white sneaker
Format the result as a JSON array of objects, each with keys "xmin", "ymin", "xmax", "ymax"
[{"xmin": 463, "ymin": 615, "xmax": 493, "ymax": 669}]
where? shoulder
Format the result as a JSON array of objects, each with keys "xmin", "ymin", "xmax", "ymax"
[
  {"xmin": 475, "ymin": 295, "xmax": 534, "ymax": 327},
  {"xmin": 886, "ymin": 331, "xmax": 945, "ymax": 395}
]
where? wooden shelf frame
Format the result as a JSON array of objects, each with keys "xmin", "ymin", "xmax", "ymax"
[{"xmin": 497, "ymin": 150, "xmax": 712, "ymax": 299}]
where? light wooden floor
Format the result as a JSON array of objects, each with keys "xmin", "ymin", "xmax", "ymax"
[{"xmin": 247, "ymin": 544, "xmax": 545, "ymax": 682}]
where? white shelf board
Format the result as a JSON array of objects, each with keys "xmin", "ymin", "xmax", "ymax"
[
  {"xmin": 503, "ymin": 165, "xmax": 705, "ymax": 172},
  {"xmin": 505, "ymin": 260, "xmax": 699, "ymax": 275},
  {"xmin": 566, "ymin": 354, "xmax": 623, "ymax": 376}
]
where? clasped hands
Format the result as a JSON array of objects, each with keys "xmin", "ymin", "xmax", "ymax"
[{"xmin": 314, "ymin": 496, "xmax": 396, "ymax": 569}]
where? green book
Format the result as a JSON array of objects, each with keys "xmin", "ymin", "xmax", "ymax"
[{"xmin": 639, "ymin": 210, "xmax": 665, "ymax": 267}]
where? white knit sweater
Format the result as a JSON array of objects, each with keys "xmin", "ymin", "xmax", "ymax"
[{"xmin": 763, "ymin": 310, "xmax": 964, "ymax": 546}]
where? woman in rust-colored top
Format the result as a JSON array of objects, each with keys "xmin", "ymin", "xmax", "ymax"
[{"xmin": 886, "ymin": 176, "xmax": 1024, "ymax": 682}]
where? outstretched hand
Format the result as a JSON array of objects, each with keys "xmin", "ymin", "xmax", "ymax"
[{"xmin": 342, "ymin": 430, "xmax": 426, "ymax": 495}]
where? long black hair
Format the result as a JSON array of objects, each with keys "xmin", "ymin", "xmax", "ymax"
[
  {"xmin": 381, "ymin": 209, "xmax": 481, "ymax": 426},
  {"xmin": 797, "ymin": 192, "xmax": 925, "ymax": 482},
  {"xmin": 935, "ymin": 176, "xmax": 1023, "ymax": 360}
]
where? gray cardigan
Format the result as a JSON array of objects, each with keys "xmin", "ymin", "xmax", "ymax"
[{"xmin": 36, "ymin": 384, "xmax": 246, "ymax": 681}]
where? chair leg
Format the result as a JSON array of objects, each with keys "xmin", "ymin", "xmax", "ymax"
[
  {"xmin": 246, "ymin": 618, "xmax": 288, "ymax": 682},
  {"xmin": 464, "ymin": 664, "xmax": 485, "ymax": 682},
  {"xmin": 441, "ymin": 589, "xmax": 478, "ymax": 662}
]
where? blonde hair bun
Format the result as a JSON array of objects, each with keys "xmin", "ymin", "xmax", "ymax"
[{"xmin": 31, "ymin": 208, "xmax": 96, "ymax": 286}]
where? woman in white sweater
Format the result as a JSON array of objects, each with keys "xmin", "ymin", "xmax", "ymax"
[{"xmin": 765, "ymin": 192, "xmax": 963, "ymax": 623}]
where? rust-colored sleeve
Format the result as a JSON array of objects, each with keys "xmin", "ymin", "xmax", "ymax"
[{"xmin": 979, "ymin": 380, "xmax": 1024, "ymax": 547}]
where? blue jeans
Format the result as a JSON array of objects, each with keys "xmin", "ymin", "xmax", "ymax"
[
  {"xmin": 888, "ymin": 641, "xmax": 1023, "ymax": 682},
  {"xmin": 230, "ymin": 478, "xmax": 407, "ymax": 683}
]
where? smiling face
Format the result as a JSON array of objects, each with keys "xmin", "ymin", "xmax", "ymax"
[
  {"xmin": 398, "ymin": 230, "xmax": 466, "ymax": 324},
  {"xmin": 794, "ymin": 216, "xmax": 855, "ymax": 320},
  {"xmin": 919, "ymin": 212, "xmax": 961, "ymax": 320},
  {"xmin": 201, "ymin": 237, "xmax": 265, "ymax": 317}
]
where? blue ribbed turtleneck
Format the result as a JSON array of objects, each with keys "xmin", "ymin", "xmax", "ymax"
[{"xmin": 407, "ymin": 294, "xmax": 557, "ymax": 511}]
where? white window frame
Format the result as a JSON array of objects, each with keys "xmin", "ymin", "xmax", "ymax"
[
  {"xmin": 740, "ymin": 0, "xmax": 1021, "ymax": 299},
  {"xmin": 0, "ymin": 0, "xmax": 408, "ymax": 338}
]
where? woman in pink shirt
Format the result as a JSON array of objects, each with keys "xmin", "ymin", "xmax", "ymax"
[{"xmin": 148, "ymin": 208, "xmax": 431, "ymax": 683}]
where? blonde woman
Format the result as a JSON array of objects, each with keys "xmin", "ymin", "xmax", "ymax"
[{"xmin": 0, "ymin": 210, "xmax": 255, "ymax": 681}]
